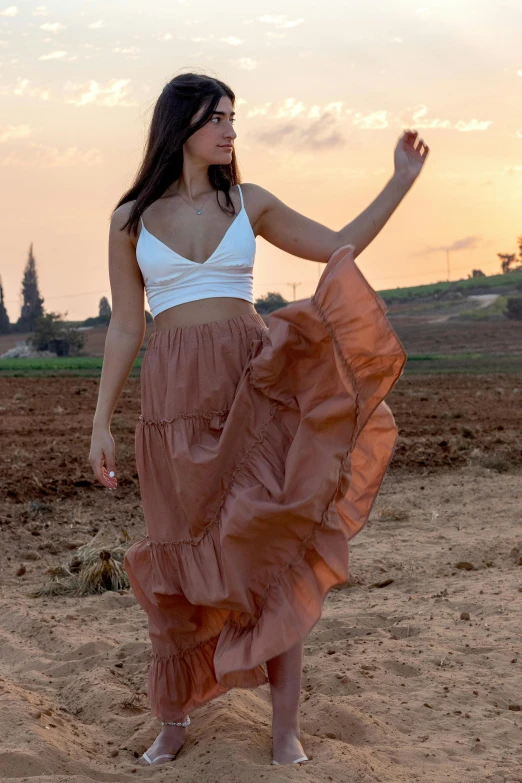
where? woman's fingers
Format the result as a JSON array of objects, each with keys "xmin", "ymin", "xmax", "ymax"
[
  {"xmin": 89, "ymin": 438, "xmax": 118, "ymax": 489},
  {"xmin": 102, "ymin": 461, "xmax": 118, "ymax": 489}
]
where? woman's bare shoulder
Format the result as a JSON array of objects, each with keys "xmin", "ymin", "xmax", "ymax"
[
  {"xmin": 110, "ymin": 200, "xmax": 140, "ymax": 246},
  {"xmin": 240, "ymin": 182, "xmax": 274, "ymax": 202},
  {"xmin": 239, "ymin": 183, "xmax": 277, "ymax": 228},
  {"xmin": 111, "ymin": 199, "xmax": 136, "ymax": 226}
]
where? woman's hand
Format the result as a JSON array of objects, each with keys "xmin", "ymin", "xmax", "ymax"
[
  {"xmin": 394, "ymin": 129, "xmax": 429, "ymax": 186},
  {"xmin": 89, "ymin": 424, "xmax": 118, "ymax": 489}
]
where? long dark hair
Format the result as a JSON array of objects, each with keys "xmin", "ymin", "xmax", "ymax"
[{"xmin": 113, "ymin": 71, "xmax": 241, "ymax": 237}]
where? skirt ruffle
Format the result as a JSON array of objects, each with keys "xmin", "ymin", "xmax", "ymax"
[{"xmin": 124, "ymin": 243, "xmax": 407, "ymax": 720}]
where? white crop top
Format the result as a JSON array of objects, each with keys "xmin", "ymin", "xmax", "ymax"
[{"xmin": 136, "ymin": 183, "xmax": 256, "ymax": 318}]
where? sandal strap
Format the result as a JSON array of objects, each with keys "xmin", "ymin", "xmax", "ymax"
[{"xmin": 142, "ymin": 752, "xmax": 177, "ymax": 765}]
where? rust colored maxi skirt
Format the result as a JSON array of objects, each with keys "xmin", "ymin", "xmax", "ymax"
[{"xmin": 124, "ymin": 244, "xmax": 407, "ymax": 722}]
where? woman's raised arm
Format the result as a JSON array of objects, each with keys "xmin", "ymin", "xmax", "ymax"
[{"xmin": 254, "ymin": 129, "xmax": 429, "ymax": 262}]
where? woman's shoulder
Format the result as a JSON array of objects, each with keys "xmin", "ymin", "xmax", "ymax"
[
  {"xmin": 111, "ymin": 199, "xmax": 136, "ymax": 226},
  {"xmin": 239, "ymin": 182, "xmax": 276, "ymax": 212}
]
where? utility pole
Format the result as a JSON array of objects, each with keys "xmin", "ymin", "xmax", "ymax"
[{"xmin": 287, "ymin": 282, "xmax": 302, "ymax": 301}]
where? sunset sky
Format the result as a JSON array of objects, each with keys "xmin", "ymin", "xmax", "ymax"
[{"xmin": 1, "ymin": 0, "xmax": 521, "ymax": 322}]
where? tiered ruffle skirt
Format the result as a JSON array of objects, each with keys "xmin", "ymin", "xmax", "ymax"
[{"xmin": 124, "ymin": 244, "xmax": 407, "ymax": 721}]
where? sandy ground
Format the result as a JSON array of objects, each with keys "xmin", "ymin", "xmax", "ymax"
[{"xmin": 1, "ymin": 375, "xmax": 521, "ymax": 783}]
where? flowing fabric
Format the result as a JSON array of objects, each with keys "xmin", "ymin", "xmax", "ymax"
[{"xmin": 124, "ymin": 244, "xmax": 407, "ymax": 721}]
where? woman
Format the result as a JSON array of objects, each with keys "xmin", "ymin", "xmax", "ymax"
[{"xmin": 89, "ymin": 72, "xmax": 428, "ymax": 768}]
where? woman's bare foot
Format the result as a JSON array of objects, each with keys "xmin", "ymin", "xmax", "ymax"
[
  {"xmin": 137, "ymin": 724, "xmax": 188, "ymax": 766},
  {"xmin": 272, "ymin": 721, "xmax": 307, "ymax": 765}
]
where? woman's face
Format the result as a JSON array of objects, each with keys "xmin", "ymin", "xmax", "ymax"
[{"xmin": 184, "ymin": 95, "xmax": 237, "ymax": 164}]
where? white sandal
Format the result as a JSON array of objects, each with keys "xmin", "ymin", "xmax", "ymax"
[
  {"xmin": 141, "ymin": 751, "xmax": 178, "ymax": 765},
  {"xmin": 139, "ymin": 715, "xmax": 191, "ymax": 766},
  {"xmin": 272, "ymin": 755, "xmax": 309, "ymax": 765}
]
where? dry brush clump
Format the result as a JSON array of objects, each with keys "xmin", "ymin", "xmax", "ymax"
[{"xmin": 29, "ymin": 530, "xmax": 130, "ymax": 597}]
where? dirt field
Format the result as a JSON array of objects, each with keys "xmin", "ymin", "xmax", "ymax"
[
  {"xmin": 0, "ymin": 374, "xmax": 521, "ymax": 782},
  {"xmin": 390, "ymin": 318, "xmax": 522, "ymax": 356}
]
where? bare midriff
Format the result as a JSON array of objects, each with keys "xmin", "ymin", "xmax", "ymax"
[{"xmin": 153, "ymin": 296, "xmax": 258, "ymax": 332}]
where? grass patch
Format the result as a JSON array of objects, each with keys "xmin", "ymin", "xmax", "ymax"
[
  {"xmin": 403, "ymin": 354, "xmax": 522, "ymax": 375},
  {"xmin": 449, "ymin": 295, "xmax": 509, "ymax": 320},
  {"xmin": 378, "ymin": 270, "xmax": 522, "ymax": 303},
  {"xmin": 0, "ymin": 356, "xmax": 142, "ymax": 377},
  {"xmin": 2, "ymin": 353, "xmax": 521, "ymax": 377}
]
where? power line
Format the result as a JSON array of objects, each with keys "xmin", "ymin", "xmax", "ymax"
[
  {"xmin": 4, "ymin": 288, "xmax": 108, "ymax": 305},
  {"xmin": 286, "ymin": 281, "xmax": 302, "ymax": 301},
  {"xmin": 260, "ymin": 260, "xmax": 506, "ymax": 287}
]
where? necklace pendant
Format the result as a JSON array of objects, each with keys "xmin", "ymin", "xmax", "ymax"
[{"xmin": 197, "ymin": 210, "xmax": 202, "ymax": 215}]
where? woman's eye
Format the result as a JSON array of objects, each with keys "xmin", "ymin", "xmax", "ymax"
[{"xmin": 212, "ymin": 117, "xmax": 235, "ymax": 123}]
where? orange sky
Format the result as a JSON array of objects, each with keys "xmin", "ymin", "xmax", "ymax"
[{"xmin": 1, "ymin": 1, "xmax": 521, "ymax": 322}]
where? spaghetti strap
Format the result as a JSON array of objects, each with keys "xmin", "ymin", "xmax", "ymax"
[{"xmin": 237, "ymin": 183, "xmax": 244, "ymax": 210}]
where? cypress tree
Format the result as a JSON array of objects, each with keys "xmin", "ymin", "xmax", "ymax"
[
  {"xmin": 16, "ymin": 243, "xmax": 45, "ymax": 333},
  {"xmin": 99, "ymin": 296, "xmax": 112, "ymax": 319},
  {"xmin": 0, "ymin": 274, "xmax": 10, "ymax": 334}
]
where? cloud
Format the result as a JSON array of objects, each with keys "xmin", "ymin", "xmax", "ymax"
[
  {"xmin": 298, "ymin": 114, "xmax": 346, "ymax": 149},
  {"xmin": 0, "ymin": 124, "xmax": 33, "ymax": 142},
  {"xmin": 38, "ymin": 50, "xmax": 67, "ymax": 60},
  {"xmin": 274, "ymin": 98, "xmax": 306, "ymax": 118},
  {"xmin": 245, "ymin": 98, "xmax": 350, "ymax": 150},
  {"xmin": 258, "ymin": 15, "xmax": 304, "ymax": 29},
  {"xmin": 0, "ymin": 78, "xmax": 47, "ymax": 99},
  {"xmin": 454, "ymin": 118, "xmax": 493, "ymax": 132},
  {"xmin": 254, "ymin": 110, "xmax": 345, "ymax": 150},
  {"xmin": 230, "ymin": 57, "xmax": 257, "ymax": 70},
  {"xmin": 113, "ymin": 46, "xmax": 140, "ymax": 55},
  {"xmin": 88, "ymin": 20, "xmax": 105, "ymax": 29},
  {"xmin": 33, "ymin": 6, "xmax": 49, "ymax": 16},
  {"xmin": 63, "ymin": 78, "xmax": 138, "ymax": 107},
  {"xmin": 413, "ymin": 236, "xmax": 484, "ymax": 256},
  {"xmin": 158, "ymin": 33, "xmax": 173, "ymax": 41},
  {"xmin": 0, "ymin": 142, "xmax": 102, "ymax": 167},
  {"xmin": 39, "ymin": 22, "xmax": 66, "ymax": 32},
  {"xmin": 246, "ymin": 102, "xmax": 272, "ymax": 118},
  {"xmin": 246, "ymin": 94, "xmax": 491, "ymax": 153},
  {"xmin": 0, "ymin": 6, "xmax": 17, "ymax": 17},
  {"xmin": 400, "ymin": 104, "xmax": 492, "ymax": 132},
  {"xmin": 353, "ymin": 110, "xmax": 389, "ymax": 130},
  {"xmin": 220, "ymin": 36, "xmax": 244, "ymax": 45}
]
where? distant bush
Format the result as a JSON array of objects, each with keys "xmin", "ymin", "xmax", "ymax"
[
  {"xmin": 27, "ymin": 312, "xmax": 85, "ymax": 356},
  {"xmin": 255, "ymin": 292, "xmax": 289, "ymax": 314},
  {"xmin": 505, "ymin": 297, "xmax": 522, "ymax": 321},
  {"xmin": 82, "ymin": 314, "xmax": 111, "ymax": 327},
  {"xmin": 82, "ymin": 308, "xmax": 153, "ymax": 326}
]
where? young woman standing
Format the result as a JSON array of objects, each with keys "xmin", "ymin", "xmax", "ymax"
[{"xmin": 89, "ymin": 72, "xmax": 428, "ymax": 767}]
